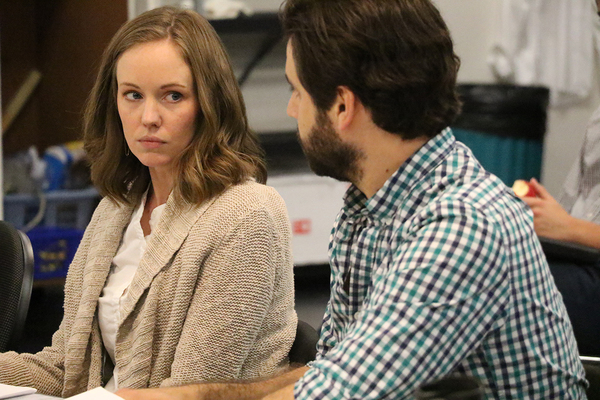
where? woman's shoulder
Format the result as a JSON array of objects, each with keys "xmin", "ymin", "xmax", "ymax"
[
  {"xmin": 87, "ymin": 195, "xmax": 133, "ymax": 228},
  {"xmin": 93, "ymin": 195, "xmax": 131, "ymax": 215},
  {"xmin": 215, "ymin": 180, "xmax": 285, "ymax": 209},
  {"xmin": 203, "ymin": 180, "xmax": 289, "ymax": 222}
]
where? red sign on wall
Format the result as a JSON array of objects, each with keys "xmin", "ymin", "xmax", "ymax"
[{"xmin": 292, "ymin": 219, "xmax": 312, "ymax": 235}]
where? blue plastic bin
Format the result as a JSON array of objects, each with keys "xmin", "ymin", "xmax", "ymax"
[
  {"xmin": 453, "ymin": 128, "xmax": 544, "ymax": 185},
  {"xmin": 451, "ymin": 84, "xmax": 549, "ymax": 185},
  {"xmin": 26, "ymin": 227, "xmax": 83, "ymax": 280},
  {"xmin": 3, "ymin": 187, "xmax": 99, "ymax": 230}
]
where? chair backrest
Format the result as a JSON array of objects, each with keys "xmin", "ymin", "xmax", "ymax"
[
  {"xmin": 0, "ymin": 220, "xmax": 34, "ymax": 352},
  {"xmin": 288, "ymin": 319, "xmax": 319, "ymax": 365},
  {"xmin": 582, "ymin": 357, "xmax": 600, "ymax": 400},
  {"xmin": 415, "ymin": 375, "xmax": 483, "ymax": 400}
]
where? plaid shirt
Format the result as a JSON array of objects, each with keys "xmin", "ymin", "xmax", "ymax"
[{"xmin": 294, "ymin": 129, "xmax": 587, "ymax": 399}]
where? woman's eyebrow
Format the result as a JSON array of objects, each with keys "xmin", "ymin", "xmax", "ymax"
[{"xmin": 117, "ymin": 82, "xmax": 188, "ymax": 89}]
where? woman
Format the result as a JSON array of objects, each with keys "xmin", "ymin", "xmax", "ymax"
[{"xmin": 0, "ymin": 6, "xmax": 296, "ymax": 397}]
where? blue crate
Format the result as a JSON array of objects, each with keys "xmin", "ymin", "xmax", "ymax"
[
  {"xmin": 26, "ymin": 227, "xmax": 83, "ymax": 280},
  {"xmin": 3, "ymin": 187, "xmax": 99, "ymax": 230}
]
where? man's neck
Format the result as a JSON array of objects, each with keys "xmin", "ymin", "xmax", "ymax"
[{"xmin": 354, "ymin": 129, "xmax": 429, "ymax": 199}]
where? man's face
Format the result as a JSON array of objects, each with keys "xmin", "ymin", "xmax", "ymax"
[{"xmin": 285, "ymin": 40, "xmax": 362, "ymax": 183}]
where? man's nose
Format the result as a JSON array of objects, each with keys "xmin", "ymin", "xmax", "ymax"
[{"xmin": 287, "ymin": 95, "xmax": 298, "ymax": 119}]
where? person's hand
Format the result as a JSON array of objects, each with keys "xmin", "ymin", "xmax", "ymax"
[
  {"xmin": 519, "ymin": 178, "xmax": 576, "ymax": 241},
  {"xmin": 115, "ymin": 386, "xmax": 199, "ymax": 400}
]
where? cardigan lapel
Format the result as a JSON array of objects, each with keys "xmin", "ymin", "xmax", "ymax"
[
  {"xmin": 64, "ymin": 199, "xmax": 134, "ymax": 393},
  {"xmin": 78, "ymin": 200, "xmax": 134, "ymax": 309},
  {"xmin": 118, "ymin": 194, "xmax": 218, "ymax": 322}
]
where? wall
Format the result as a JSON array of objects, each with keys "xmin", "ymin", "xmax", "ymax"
[
  {"xmin": 0, "ymin": 0, "xmax": 128, "ymax": 155},
  {"xmin": 0, "ymin": 0, "xmax": 40, "ymax": 155},
  {"xmin": 433, "ymin": 0, "xmax": 500, "ymax": 83}
]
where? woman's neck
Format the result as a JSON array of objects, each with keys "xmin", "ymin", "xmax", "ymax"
[
  {"xmin": 148, "ymin": 168, "xmax": 174, "ymax": 206},
  {"xmin": 141, "ymin": 184, "xmax": 168, "ymax": 237}
]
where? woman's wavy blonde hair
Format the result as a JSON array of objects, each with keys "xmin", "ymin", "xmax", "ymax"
[{"xmin": 83, "ymin": 6, "xmax": 266, "ymax": 206}]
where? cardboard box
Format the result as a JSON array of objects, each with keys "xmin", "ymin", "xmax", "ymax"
[{"xmin": 268, "ymin": 173, "xmax": 348, "ymax": 266}]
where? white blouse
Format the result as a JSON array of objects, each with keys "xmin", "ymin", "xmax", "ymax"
[
  {"xmin": 98, "ymin": 195, "xmax": 166, "ymax": 392},
  {"xmin": 559, "ymin": 104, "xmax": 600, "ymax": 224}
]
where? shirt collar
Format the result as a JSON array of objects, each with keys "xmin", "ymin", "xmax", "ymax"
[{"xmin": 342, "ymin": 127, "xmax": 456, "ymax": 220}]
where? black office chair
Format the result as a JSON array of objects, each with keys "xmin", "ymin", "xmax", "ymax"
[
  {"xmin": 415, "ymin": 375, "xmax": 483, "ymax": 400},
  {"xmin": 288, "ymin": 319, "xmax": 319, "ymax": 365},
  {"xmin": 538, "ymin": 236, "xmax": 600, "ymax": 356},
  {"xmin": 0, "ymin": 220, "xmax": 34, "ymax": 352},
  {"xmin": 539, "ymin": 237, "xmax": 600, "ymax": 265},
  {"xmin": 582, "ymin": 357, "xmax": 600, "ymax": 400}
]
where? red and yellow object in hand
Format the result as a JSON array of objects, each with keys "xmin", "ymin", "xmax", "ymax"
[{"xmin": 512, "ymin": 179, "xmax": 537, "ymax": 198}]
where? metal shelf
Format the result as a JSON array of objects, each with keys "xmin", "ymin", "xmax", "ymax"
[
  {"xmin": 209, "ymin": 13, "xmax": 282, "ymax": 87},
  {"xmin": 208, "ymin": 12, "xmax": 280, "ymax": 35}
]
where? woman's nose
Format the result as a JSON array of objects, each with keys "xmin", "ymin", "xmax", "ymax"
[{"xmin": 141, "ymin": 99, "xmax": 161, "ymax": 127}]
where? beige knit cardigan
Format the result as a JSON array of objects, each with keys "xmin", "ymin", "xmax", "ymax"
[{"xmin": 0, "ymin": 181, "xmax": 297, "ymax": 397}]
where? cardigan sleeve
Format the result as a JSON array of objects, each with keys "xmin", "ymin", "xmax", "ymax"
[
  {"xmin": 161, "ymin": 202, "xmax": 296, "ymax": 386},
  {"xmin": 0, "ymin": 205, "xmax": 99, "ymax": 396}
]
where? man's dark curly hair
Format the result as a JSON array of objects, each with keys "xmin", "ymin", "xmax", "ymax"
[{"xmin": 281, "ymin": 0, "xmax": 462, "ymax": 139}]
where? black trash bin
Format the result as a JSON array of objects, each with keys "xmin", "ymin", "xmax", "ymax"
[{"xmin": 451, "ymin": 84, "xmax": 550, "ymax": 186}]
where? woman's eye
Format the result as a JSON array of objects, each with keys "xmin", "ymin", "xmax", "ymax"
[
  {"xmin": 166, "ymin": 92, "xmax": 183, "ymax": 102},
  {"xmin": 125, "ymin": 91, "xmax": 142, "ymax": 100}
]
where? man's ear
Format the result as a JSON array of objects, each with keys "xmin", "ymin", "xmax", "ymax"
[{"xmin": 330, "ymin": 86, "xmax": 358, "ymax": 131}]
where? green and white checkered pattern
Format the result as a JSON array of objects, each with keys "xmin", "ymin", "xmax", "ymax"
[{"xmin": 294, "ymin": 128, "xmax": 587, "ymax": 399}]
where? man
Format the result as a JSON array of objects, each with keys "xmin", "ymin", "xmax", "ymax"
[{"xmin": 118, "ymin": 0, "xmax": 587, "ymax": 398}]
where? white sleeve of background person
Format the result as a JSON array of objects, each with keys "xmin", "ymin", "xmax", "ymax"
[{"xmin": 488, "ymin": 0, "xmax": 597, "ymax": 107}]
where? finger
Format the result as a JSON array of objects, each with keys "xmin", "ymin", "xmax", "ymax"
[
  {"xmin": 529, "ymin": 178, "xmax": 550, "ymax": 199},
  {"xmin": 520, "ymin": 196, "xmax": 542, "ymax": 208}
]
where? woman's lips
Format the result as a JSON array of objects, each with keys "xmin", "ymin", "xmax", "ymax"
[{"xmin": 139, "ymin": 136, "xmax": 166, "ymax": 149}]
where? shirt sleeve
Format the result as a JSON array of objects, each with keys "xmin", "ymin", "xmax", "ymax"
[
  {"xmin": 313, "ymin": 302, "xmax": 334, "ymax": 362},
  {"xmin": 294, "ymin": 203, "xmax": 511, "ymax": 400},
  {"xmin": 558, "ymin": 154, "xmax": 582, "ymax": 214}
]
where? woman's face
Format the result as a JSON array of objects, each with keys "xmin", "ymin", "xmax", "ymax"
[{"xmin": 116, "ymin": 39, "xmax": 198, "ymax": 176}]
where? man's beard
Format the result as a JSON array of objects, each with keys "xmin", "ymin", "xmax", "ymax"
[{"xmin": 298, "ymin": 110, "xmax": 363, "ymax": 183}]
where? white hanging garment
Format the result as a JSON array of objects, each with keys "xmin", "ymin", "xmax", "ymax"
[{"xmin": 488, "ymin": 0, "xmax": 600, "ymax": 106}]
